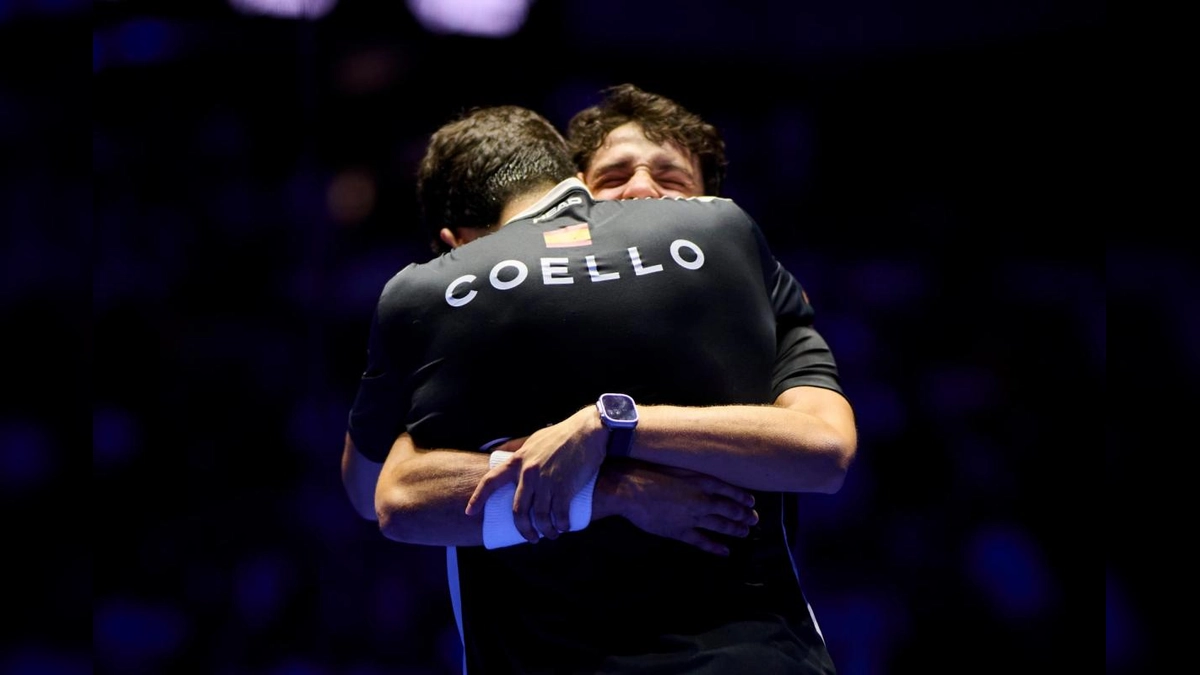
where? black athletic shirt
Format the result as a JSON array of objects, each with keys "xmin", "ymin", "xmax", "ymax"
[{"xmin": 349, "ymin": 179, "xmax": 841, "ymax": 674}]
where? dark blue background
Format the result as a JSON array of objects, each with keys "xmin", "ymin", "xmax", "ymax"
[{"xmin": 7, "ymin": 0, "xmax": 1122, "ymax": 672}]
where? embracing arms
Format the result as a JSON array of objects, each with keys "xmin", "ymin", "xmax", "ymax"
[
  {"xmin": 631, "ymin": 385, "xmax": 857, "ymax": 494},
  {"xmin": 342, "ymin": 431, "xmax": 760, "ymax": 556},
  {"xmin": 463, "ymin": 384, "xmax": 856, "ymax": 542},
  {"xmin": 342, "ymin": 380, "xmax": 855, "ymax": 549}
]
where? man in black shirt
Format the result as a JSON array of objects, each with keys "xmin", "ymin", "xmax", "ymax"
[
  {"xmin": 467, "ymin": 84, "xmax": 856, "ymax": 546},
  {"xmin": 345, "ymin": 105, "xmax": 852, "ymax": 673}
]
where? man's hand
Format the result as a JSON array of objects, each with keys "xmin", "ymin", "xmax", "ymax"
[
  {"xmin": 599, "ymin": 461, "xmax": 758, "ymax": 556},
  {"xmin": 464, "ymin": 406, "xmax": 606, "ymax": 543}
]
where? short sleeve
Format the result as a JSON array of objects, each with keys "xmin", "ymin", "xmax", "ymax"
[{"xmin": 346, "ymin": 303, "xmax": 411, "ymax": 463}]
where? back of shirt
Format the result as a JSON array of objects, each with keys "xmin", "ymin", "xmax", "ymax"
[
  {"xmin": 349, "ymin": 181, "xmax": 830, "ymax": 674},
  {"xmin": 353, "ymin": 181, "xmax": 792, "ymax": 456}
]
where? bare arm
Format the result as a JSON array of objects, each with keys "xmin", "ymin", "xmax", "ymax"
[
  {"xmin": 465, "ymin": 385, "xmax": 857, "ymax": 538},
  {"xmin": 367, "ymin": 432, "xmax": 758, "ymax": 554},
  {"xmin": 633, "ymin": 384, "xmax": 857, "ymax": 494},
  {"xmin": 374, "ymin": 432, "xmax": 491, "ymax": 546}
]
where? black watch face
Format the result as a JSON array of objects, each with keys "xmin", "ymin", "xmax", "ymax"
[{"xmin": 601, "ymin": 394, "xmax": 637, "ymax": 422}]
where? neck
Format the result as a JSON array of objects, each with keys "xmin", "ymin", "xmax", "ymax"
[{"xmin": 497, "ymin": 183, "xmax": 555, "ymax": 227}]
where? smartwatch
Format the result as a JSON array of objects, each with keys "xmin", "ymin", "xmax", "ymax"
[{"xmin": 596, "ymin": 393, "xmax": 638, "ymax": 458}]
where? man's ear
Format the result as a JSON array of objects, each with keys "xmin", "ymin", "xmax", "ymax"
[
  {"xmin": 441, "ymin": 226, "xmax": 489, "ymax": 250},
  {"xmin": 576, "ymin": 171, "xmax": 587, "ymax": 184},
  {"xmin": 439, "ymin": 227, "xmax": 461, "ymax": 250}
]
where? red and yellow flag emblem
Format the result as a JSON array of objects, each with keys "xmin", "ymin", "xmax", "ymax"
[{"xmin": 542, "ymin": 222, "xmax": 592, "ymax": 248}]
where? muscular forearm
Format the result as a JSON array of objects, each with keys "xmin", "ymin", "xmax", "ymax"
[
  {"xmin": 375, "ymin": 433, "xmax": 491, "ymax": 546},
  {"xmin": 372, "ymin": 384, "xmax": 856, "ymax": 548},
  {"xmin": 627, "ymin": 387, "xmax": 856, "ymax": 493},
  {"xmin": 374, "ymin": 433, "xmax": 658, "ymax": 548}
]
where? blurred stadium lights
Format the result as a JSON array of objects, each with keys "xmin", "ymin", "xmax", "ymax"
[
  {"xmin": 227, "ymin": 0, "xmax": 337, "ymax": 19},
  {"xmin": 407, "ymin": 0, "xmax": 532, "ymax": 38},
  {"xmin": 326, "ymin": 168, "xmax": 378, "ymax": 225}
]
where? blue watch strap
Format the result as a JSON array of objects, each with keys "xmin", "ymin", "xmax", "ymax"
[{"xmin": 607, "ymin": 426, "xmax": 634, "ymax": 458}]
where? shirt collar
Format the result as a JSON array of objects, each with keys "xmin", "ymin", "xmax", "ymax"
[{"xmin": 502, "ymin": 177, "xmax": 593, "ymax": 225}]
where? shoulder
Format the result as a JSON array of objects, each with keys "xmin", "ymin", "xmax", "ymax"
[
  {"xmin": 379, "ymin": 262, "xmax": 421, "ymax": 298},
  {"xmin": 653, "ymin": 195, "xmax": 750, "ymax": 219},
  {"xmin": 676, "ymin": 195, "xmax": 750, "ymax": 217},
  {"xmin": 600, "ymin": 195, "xmax": 747, "ymax": 217},
  {"xmin": 649, "ymin": 195, "xmax": 757, "ymax": 230},
  {"xmin": 589, "ymin": 196, "xmax": 757, "ymax": 235},
  {"xmin": 373, "ymin": 261, "xmax": 432, "ymax": 319}
]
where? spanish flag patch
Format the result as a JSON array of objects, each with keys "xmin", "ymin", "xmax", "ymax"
[{"xmin": 542, "ymin": 222, "xmax": 592, "ymax": 248}]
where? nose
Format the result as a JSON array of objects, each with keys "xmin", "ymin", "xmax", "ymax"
[{"xmin": 620, "ymin": 169, "xmax": 662, "ymax": 199}]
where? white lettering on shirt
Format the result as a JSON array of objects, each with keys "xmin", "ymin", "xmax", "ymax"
[
  {"xmin": 541, "ymin": 257, "xmax": 573, "ymax": 285},
  {"xmin": 586, "ymin": 255, "xmax": 619, "ymax": 282},
  {"xmin": 629, "ymin": 247, "xmax": 664, "ymax": 276},
  {"xmin": 489, "ymin": 260, "xmax": 528, "ymax": 290},
  {"xmin": 670, "ymin": 239, "xmax": 704, "ymax": 270},
  {"xmin": 445, "ymin": 275, "xmax": 477, "ymax": 307},
  {"xmin": 445, "ymin": 239, "xmax": 705, "ymax": 307}
]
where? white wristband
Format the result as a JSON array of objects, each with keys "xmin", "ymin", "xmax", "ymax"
[{"xmin": 481, "ymin": 450, "xmax": 598, "ymax": 550}]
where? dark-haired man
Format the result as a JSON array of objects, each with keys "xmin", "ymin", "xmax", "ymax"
[
  {"xmin": 344, "ymin": 103, "xmax": 852, "ymax": 673},
  {"xmin": 568, "ymin": 82, "xmax": 727, "ymax": 200},
  {"xmin": 465, "ymin": 84, "xmax": 855, "ymax": 547}
]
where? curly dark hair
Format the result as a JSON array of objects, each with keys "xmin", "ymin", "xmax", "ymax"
[
  {"xmin": 417, "ymin": 105, "xmax": 576, "ymax": 254},
  {"xmin": 566, "ymin": 83, "xmax": 727, "ymax": 197}
]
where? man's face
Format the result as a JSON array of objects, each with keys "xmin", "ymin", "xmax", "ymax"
[{"xmin": 579, "ymin": 122, "xmax": 704, "ymax": 200}]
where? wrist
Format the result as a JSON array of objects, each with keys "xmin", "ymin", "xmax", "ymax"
[
  {"xmin": 595, "ymin": 393, "xmax": 639, "ymax": 458},
  {"xmin": 482, "ymin": 450, "xmax": 600, "ymax": 549},
  {"xmin": 571, "ymin": 404, "xmax": 607, "ymax": 458},
  {"xmin": 578, "ymin": 403, "xmax": 604, "ymax": 435}
]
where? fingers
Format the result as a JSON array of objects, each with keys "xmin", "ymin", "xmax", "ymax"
[
  {"xmin": 707, "ymin": 495, "xmax": 759, "ymax": 525},
  {"xmin": 471, "ymin": 429, "xmax": 596, "ymax": 542},
  {"xmin": 551, "ymin": 498, "xmax": 572, "ymax": 535},
  {"xmin": 698, "ymin": 476, "xmax": 755, "ymax": 509},
  {"xmin": 515, "ymin": 478, "xmax": 574, "ymax": 542},
  {"xmin": 659, "ymin": 466, "xmax": 755, "ymax": 508},
  {"xmin": 510, "ymin": 470, "xmax": 540, "ymax": 543},
  {"xmin": 683, "ymin": 506, "xmax": 760, "ymax": 556},
  {"xmin": 526, "ymin": 488, "xmax": 558, "ymax": 543},
  {"xmin": 532, "ymin": 494, "xmax": 573, "ymax": 540},
  {"xmin": 696, "ymin": 511, "xmax": 757, "ymax": 538},
  {"xmin": 464, "ymin": 462, "xmax": 519, "ymax": 516}
]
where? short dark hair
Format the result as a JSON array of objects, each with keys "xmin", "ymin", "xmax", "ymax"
[
  {"xmin": 566, "ymin": 83, "xmax": 727, "ymax": 197},
  {"xmin": 417, "ymin": 105, "xmax": 576, "ymax": 254}
]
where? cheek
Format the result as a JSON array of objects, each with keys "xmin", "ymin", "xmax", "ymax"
[{"xmin": 592, "ymin": 188, "xmax": 622, "ymax": 200}]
